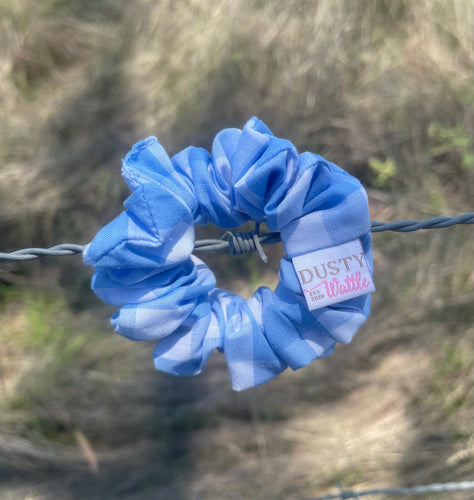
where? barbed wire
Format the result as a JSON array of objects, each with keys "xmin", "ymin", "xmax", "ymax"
[
  {"xmin": 0, "ymin": 212, "xmax": 472, "ymax": 263},
  {"xmin": 292, "ymin": 479, "xmax": 474, "ymax": 500}
]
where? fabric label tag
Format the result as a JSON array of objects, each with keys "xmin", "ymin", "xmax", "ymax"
[{"xmin": 292, "ymin": 239, "xmax": 375, "ymax": 311}]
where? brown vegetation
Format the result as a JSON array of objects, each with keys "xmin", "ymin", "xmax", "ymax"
[{"xmin": 0, "ymin": 1, "xmax": 473, "ymax": 498}]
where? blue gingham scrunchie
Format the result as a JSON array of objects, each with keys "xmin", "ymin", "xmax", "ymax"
[{"xmin": 83, "ymin": 117, "xmax": 373, "ymax": 390}]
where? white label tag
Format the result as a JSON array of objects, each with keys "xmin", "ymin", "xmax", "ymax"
[{"xmin": 292, "ymin": 239, "xmax": 375, "ymax": 311}]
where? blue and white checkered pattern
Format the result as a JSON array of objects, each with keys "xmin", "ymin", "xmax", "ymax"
[{"xmin": 83, "ymin": 117, "xmax": 373, "ymax": 390}]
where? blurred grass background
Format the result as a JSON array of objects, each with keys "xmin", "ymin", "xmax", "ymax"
[{"xmin": 0, "ymin": 0, "xmax": 473, "ymax": 499}]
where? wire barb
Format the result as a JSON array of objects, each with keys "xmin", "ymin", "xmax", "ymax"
[
  {"xmin": 222, "ymin": 222, "xmax": 268, "ymax": 262},
  {"xmin": 0, "ymin": 213, "xmax": 472, "ymax": 263}
]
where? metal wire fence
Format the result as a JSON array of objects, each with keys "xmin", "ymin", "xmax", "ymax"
[{"xmin": 0, "ymin": 212, "xmax": 473, "ymax": 263}]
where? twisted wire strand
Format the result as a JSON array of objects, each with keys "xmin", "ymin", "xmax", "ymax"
[
  {"xmin": 0, "ymin": 213, "xmax": 473, "ymax": 263},
  {"xmin": 294, "ymin": 479, "xmax": 474, "ymax": 500},
  {"xmin": 370, "ymin": 212, "xmax": 474, "ymax": 232},
  {"xmin": 0, "ymin": 244, "xmax": 85, "ymax": 262}
]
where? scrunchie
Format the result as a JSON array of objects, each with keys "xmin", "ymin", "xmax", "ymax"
[{"xmin": 83, "ymin": 117, "xmax": 374, "ymax": 391}]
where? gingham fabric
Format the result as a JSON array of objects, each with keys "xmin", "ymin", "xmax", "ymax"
[{"xmin": 83, "ymin": 117, "xmax": 373, "ymax": 390}]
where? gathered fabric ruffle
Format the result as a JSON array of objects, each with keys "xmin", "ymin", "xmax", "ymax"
[{"xmin": 83, "ymin": 117, "xmax": 373, "ymax": 390}]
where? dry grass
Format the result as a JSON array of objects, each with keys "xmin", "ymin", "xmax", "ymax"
[{"xmin": 0, "ymin": 0, "xmax": 473, "ymax": 498}]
